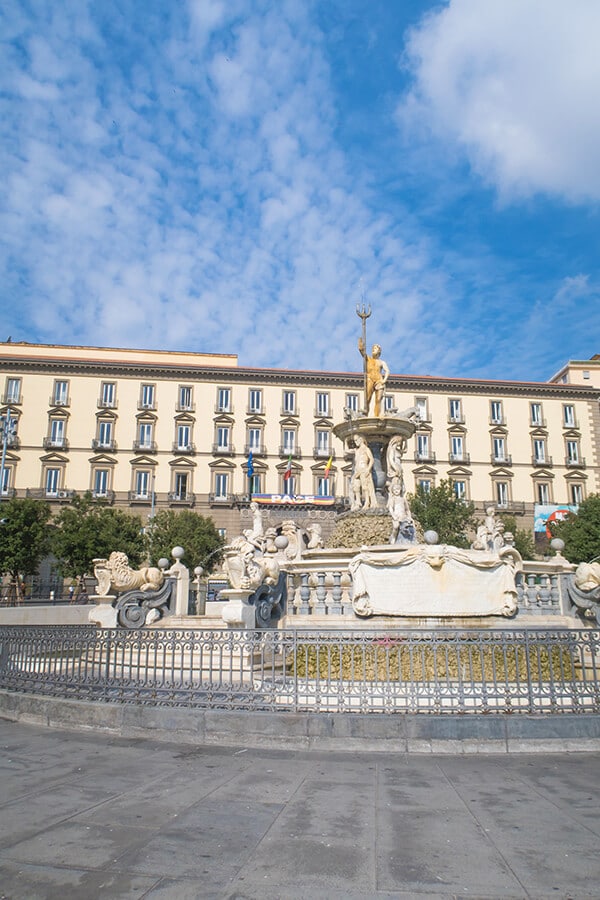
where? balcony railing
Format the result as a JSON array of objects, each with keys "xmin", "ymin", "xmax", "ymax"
[
  {"xmin": 563, "ymin": 418, "xmax": 579, "ymax": 430},
  {"xmin": 168, "ymin": 492, "xmax": 195, "ymax": 505},
  {"xmin": 414, "ymin": 450, "xmax": 436, "ymax": 464},
  {"xmin": 530, "ymin": 417, "xmax": 546, "ymax": 428},
  {"xmin": 485, "ymin": 500, "xmax": 526, "ymax": 515},
  {"xmin": 448, "ymin": 452, "xmax": 470, "ymax": 464},
  {"xmin": 247, "ymin": 406, "xmax": 263, "ymax": 416},
  {"xmin": 43, "ymin": 437, "xmax": 69, "ymax": 451},
  {"xmin": 49, "ymin": 395, "xmax": 69, "ymax": 407},
  {"xmin": 128, "ymin": 491, "xmax": 151, "ymax": 503},
  {"xmin": 532, "ymin": 455, "xmax": 553, "ymax": 467},
  {"xmin": 491, "ymin": 453, "xmax": 512, "ymax": 465},
  {"xmin": 214, "ymin": 404, "xmax": 233, "ymax": 415},
  {"xmin": 281, "ymin": 406, "xmax": 299, "ymax": 417},
  {"xmin": 138, "ymin": 400, "xmax": 156, "ymax": 411},
  {"xmin": 175, "ymin": 402, "xmax": 195, "ymax": 413},
  {"xmin": 244, "ymin": 444, "xmax": 267, "ymax": 457},
  {"xmin": 133, "ymin": 441, "xmax": 157, "ymax": 453},
  {"xmin": 97, "ymin": 398, "xmax": 118, "ymax": 409},
  {"xmin": 172, "ymin": 443, "xmax": 196, "ymax": 455},
  {"xmin": 209, "ymin": 492, "xmax": 234, "ymax": 505},
  {"xmin": 212, "ymin": 443, "xmax": 235, "ymax": 456},
  {"xmin": 313, "ymin": 447, "xmax": 333, "ymax": 458},
  {"xmin": 279, "ymin": 446, "xmax": 302, "ymax": 458},
  {"xmin": 314, "ymin": 408, "xmax": 332, "ymax": 419},
  {"xmin": 566, "ymin": 456, "xmax": 585, "ymax": 468},
  {"xmin": 489, "ymin": 416, "xmax": 505, "ymax": 426},
  {"xmin": 92, "ymin": 490, "xmax": 115, "ymax": 503},
  {"xmin": 1, "ymin": 394, "xmax": 21, "ymax": 405},
  {"xmin": 92, "ymin": 439, "xmax": 116, "ymax": 452},
  {"xmin": 447, "ymin": 414, "xmax": 465, "ymax": 424}
]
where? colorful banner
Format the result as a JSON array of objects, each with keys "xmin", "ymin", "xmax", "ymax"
[
  {"xmin": 251, "ymin": 494, "xmax": 336, "ymax": 506},
  {"xmin": 534, "ymin": 504, "xmax": 578, "ymax": 535}
]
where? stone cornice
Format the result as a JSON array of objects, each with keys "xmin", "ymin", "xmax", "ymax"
[{"xmin": 0, "ymin": 354, "xmax": 598, "ymax": 400}]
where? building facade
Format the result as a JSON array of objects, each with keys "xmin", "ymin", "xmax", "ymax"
[{"xmin": 0, "ymin": 341, "xmax": 598, "ymax": 541}]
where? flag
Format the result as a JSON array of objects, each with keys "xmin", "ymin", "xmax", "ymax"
[
  {"xmin": 247, "ymin": 451, "xmax": 254, "ymax": 478},
  {"xmin": 283, "ymin": 454, "xmax": 292, "ymax": 480},
  {"xmin": 324, "ymin": 455, "xmax": 333, "ymax": 479}
]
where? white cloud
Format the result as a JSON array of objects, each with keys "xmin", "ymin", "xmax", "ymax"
[{"xmin": 397, "ymin": 0, "xmax": 600, "ymax": 202}]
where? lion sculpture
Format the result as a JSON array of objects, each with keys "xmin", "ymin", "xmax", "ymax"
[{"xmin": 93, "ymin": 551, "xmax": 165, "ymax": 597}]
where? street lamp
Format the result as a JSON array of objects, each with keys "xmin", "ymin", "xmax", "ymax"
[{"xmin": 0, "ymin": 408, "xmax": 17, "ymax": 500}]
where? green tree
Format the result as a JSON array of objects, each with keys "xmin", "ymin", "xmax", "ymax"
[
  {"xmin": 499, "ymin": 514, "xmax": 536, "ymax": 560},
  {"xmin": 51, "ymin": 493, "xmax": 145, "ymax": 580},
  {"xmin": 147, "ymin": 509, "xmax": 224, "ymax": 571},
  {"xmin": 549, "ymin": 493, "xmax": 600, "ymax": 564},
  {"xmin": 0, "ymin": 497, "xmax": 52, "ymax": 602},
  {"xmin": 407, "ymin": 480, "xmax": 476, "ymax": 548}
]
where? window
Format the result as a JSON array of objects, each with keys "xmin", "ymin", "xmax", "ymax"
[
  {"xmin": 282, "ymin": 428, "xmax": 296, "ymax": 452},
  {"xmin": 135, "ymin": 470, "xmax": 150, "ymax": 498},
  {"xmin": 174, "ymin": 472, "xmax": 188, "ymax": 499},
  {"xmin": 93, "ymin": 469, "xmax": 109, "ymax": 497},
  {"xmin": 453, "ymin": 480, "xmax": 466, "ymax": 500},
  {"xmin": 317, "ymin": 476, "xmax": 330, "ymax": 497},
  {"xmin": 45, "ymin": 468, "xmax": 60, "ymax": 495},
  {"xmin": 283, "ymin": 474, "xmax": 296, "ymax": 496},
  {"xmin": 53, "ymin": 381, "xmax": 68, "ymax": 405},
  {"xmin": 383, "ymin": 394, "xmax": 395, "ymax": 413},
  {"xmin": 583, "ymin": 370, "xmax": 590, "ymax": 380},
  {"xmin": 495, "ymin": 481, "xmax": 509, "ymax": 507},
  {"xmin": 138, "ymin": 422, "xmax": 153, "ymax": 448},
  {"xmin": 316, "ymin": 429, "xmax": 330, "ymax": 456},
  {"xmin": 316, "ymin": 392, "xmax": 329, "ymax": 416},
  {"xmin": 50, "ymin": 419, "xmax": 65, "ymax": 446},
  {"xmin": 248, "ymin": 427, "xmax": 262, "ymax": 451},
  {"xmin": 140, "ymin": 384, "xmax": 155, "ymax": 409},
  {"xmin": 98, "ymin": 421, "xmax": 113, "ymax": 447},
  {"xmin": 216, "ymin": 426, "xmax": 230, "ymax": 450},
  {"xmin": 563, "ymin": 405, "xmax": 576, "ymax": 427},
  {"xmin": 1, "ymin": 466, "xmax": 11, "ymax": 495},
  {"xmin": 534, "ymin": 439, "xmax": 546, "ymax": 463},
  {"xmin": 418, "ymin": 479, "xmax": 431, "ymax": 494},
  {"xmin": 217, "ymin": 527, "xmax": 227, "ymax": 540},
  {"xmin": 249, "ymin": 473, "xmax": 262, "ymax": 495},
  {"xmin": 530, "ymin": 402, "xmax": 543, "ymax": 426},
  {"xmin": 5, "ymin": 378, "xmax": 21, "ymax": 403},
  {"xmin": 345, "ymin": 393, "xmax": 359, "ymax": 413},
  {"xmin": 493, "ymin": 437, "xmax": 506, "ymax": 462},
  {"xmin": 417, "ymin": 433, "xmax": 430, "ymax": 459},
  {"xmin": 537, "ymin": 482, "xmax": 550, "ymax": 504},
  {"xmin": 178, "ymin": 386, "xmax": 192, "ymax": 410},
  {"xmin": 449, "ymin": 399, "xmax": 462, "ymax": 422},
  {"xmin": 282, "ymin": 390, "xmax": 296, "ymax": 414},
  {"xmin": 451, "ymin": 435, "xmax": 464, "ymax": 460},
  {"xmin": 415, "ymin": 397, "xmax": 428, "ymax": 421},
  {"xmin": 570, "ymin": 483, "xmax": 583, "ymax": 505},
  {"xmin": 248, "ymin": 389, "xmax": 262, "ymax": 413},
  {"xmin": 100, "ymin": 382, "xmax": 116, "ymax": 407},
  {"xmin": 490, "ymin": 400, "xmax": 503, "ymax": 423},
  {"xmin": 176, "ymin": 424, "xmax": 191, "ymax": 450},
  {"xmin": 214, "ymin": 472, "xmax": 228, "ymax": 498},
  {"xmin": 217, "ymin": 387, "xmax": 231, "ymax": 412},
  {"xmin": 566, "ymin": 440, "xmax": 579, "ymax": 464}
]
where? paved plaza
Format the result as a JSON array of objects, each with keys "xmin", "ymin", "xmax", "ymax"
[{"xmin": 0, "ymin": 719, "xmax": 598, "ymax": 899}]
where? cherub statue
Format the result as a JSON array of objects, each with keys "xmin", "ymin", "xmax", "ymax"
[
  {"xmin": 358, "ymin": 339, "xmax": 390, "ymax": 417},
  {"xmin": 387, "ymin": 478, "xmax": 416, "ymax": 545}
]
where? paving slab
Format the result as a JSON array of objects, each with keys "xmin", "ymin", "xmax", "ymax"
[{"xmin": 1, "ymin": 718, "xmax": 599, "ymax": 899}]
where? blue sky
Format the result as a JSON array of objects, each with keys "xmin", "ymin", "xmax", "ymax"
[{"xmin": 1, "ymin": 0, "xmax": 599, "ymax": 382}]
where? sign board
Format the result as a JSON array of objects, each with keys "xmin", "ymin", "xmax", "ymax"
[
  {"xmin": 534, "ymin": 504, "xmax": 578, "ymax": 536},
  {"xmin": 251, "ymin": 494, "xmax": 335, "ymax": 507}
]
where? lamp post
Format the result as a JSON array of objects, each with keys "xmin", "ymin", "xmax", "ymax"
[{"xmin": 0, "ymin": 407, "xmax": 16, "ymax": 501}]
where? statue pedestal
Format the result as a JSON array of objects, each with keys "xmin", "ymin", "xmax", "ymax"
[
  {"xmin": 88, "ymin": 595, "xmax": 117, "ymax": 628},
  {"xmin": 220, "ymin": 589, "xmax": 256, "ymax": 629}
]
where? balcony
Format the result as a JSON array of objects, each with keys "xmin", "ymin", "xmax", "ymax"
[
  {"xmin": 280, "ymin": 406, "xmax": 299, "ymax": 417},
  {"xmin": 92, "ymin": 439, "xmax": 116, "ymax": 452},
  {"xmin": 530, "ymin": 417, "xmax": 546, "ymax": 428},
  {"xmin": 5, "ymin": 436, "xmax": 20, "ymax": 450},
  {"xmin": 448, "ymin": 452, "xmax": 470, "ymax": 465},
  {"xmin": 175, "ymin": 401, "xmax": 195, "ymax": 413},
  {"xmin": 244, "ymin": 443, "xmax": 267, "ymax": 457},
  {"xmin": 97, "ymin": 398, "xmax": 118, "ymax": 409},
  {"xmin": 43, "ymin": 437, "xmax": 69, "ymax": 451},
  {"xmin": 137, "ymin": 400, "xmax": 156, "ymax": 411},
  {"xmin": 49, "ymin": 395, "xmax": 69, "ymax": 408},
  {"xmin": 172, "ymin": 442, "xmax": 196, "ymax": 455},
  {"xmin": 1, "ymin": 394, "xmax": 21, "ymax": 406},
  {"xmin": 209, "ymin": 492, "xmax": 234, "ymax": 505},
  {"xmin": 212, "ymin": 443, "xmax": 235, "ymax": 456},
  {"xmin": 92, "ymin": 490, "xmax": 115, "ymax": 503},
  {"xmin": 247, "ymin": 405, "xmax": 263, "ymax": 416},
  {"xmin": 0, "ymin": 488, "xmax": 16, "ymax": 499},
  {"xmin": 314, "ymin": 447, "xmax": 334, "ymax": 459},
  {"xmin": 447, "ymin": 414, "xmax": 465, "ymax": 424},
  {"xmin": 314, "ymin": 408, "xmax": 332, "ymax": 419},
  {"xmin": 128, "ymin": 491, "xmax": 151, "ymax": 503},
  {"xmin": 485, "ymin": 500, "xmax": 526, "ymax": 515},
  {"xmin": 491, "ymin": 454, "xmax": 512, "ymax": 466},
  {"xmin": 489, "ymin": 416, "xmax": 505, "ymax": 426},
  {"xmin": 563, "ymin": 418, "xmax": 579, "ymax": 430},
  {"xmin": 532, "ymin": 455, "xmax": 552, "ymax": 467},
  {"xmin": 414, "ymin": 450, "xmax": 436, "ymax": 464},
  {"xmin": 566, "ymin": 456, "xmax": 585, "ymax": 468},
  {"xmin": 168, "ymin": 491, "xmax": 195, "ymax": 505},
  {"xmin": 279, "ymin": 445, "xmax": 302, "ymax": 458},
  {"xmin": 132, "ymin": 441, "xmax": 157, "ymax": 453},
  {"xmin": 214, "ymin": 404, "xmax": 233, "ymax": 415}
]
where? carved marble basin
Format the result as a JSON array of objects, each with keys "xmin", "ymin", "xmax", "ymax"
[{"xmin": 332, "ymin": 415, "xmax": 417, "ymax": 445}]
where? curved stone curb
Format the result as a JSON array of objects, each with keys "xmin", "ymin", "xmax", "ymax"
[{"xmin": 1, "ymin": 689, "xmax": 600, "ymax": 753}]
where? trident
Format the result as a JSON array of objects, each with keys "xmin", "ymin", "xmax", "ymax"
[{"xmin": 356, "ymin": 302, "xmax": 371, "ymax": 413}]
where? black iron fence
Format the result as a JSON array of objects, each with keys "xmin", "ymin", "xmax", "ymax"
[{"xmin": 0, "ymin": 626, "xmax": 598, "ymax": 715}]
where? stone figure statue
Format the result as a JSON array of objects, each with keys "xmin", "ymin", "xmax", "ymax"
[
  {"xmin": 305, "ymin": 523, "xmax": 325, "ymax": 550},
  {"xmin": 358, "ymin": 338, "xmax": 390, "ymax": 417},
  {"xmin": 386, "ymin": 434, "xmax": 406, "ymax": 481},
  {"xmin": 223, "ymin": 536, "xmax": 280, "ymax": 591},
  {"xmin": 243, "ymin": 500, "xmax": 264, "ymax": 549},
  {"xmin": 93, "ymin": 552, "xmax": 164, "ymax": 597},
  {"xmin": 349, "ymin": 434, "xmax": 377, "ymax": 511},
  {"xmin": 471, "ymin": 506, "xmax": 505, "ymax": 553},
  {"xmin": 387, "ymin": 479, "xmax": 416, "ymax": 545}
]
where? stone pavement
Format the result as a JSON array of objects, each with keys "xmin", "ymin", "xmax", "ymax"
[{"xmin": 0, "ymin": 719, "xmax": 598, "ymax": 899}]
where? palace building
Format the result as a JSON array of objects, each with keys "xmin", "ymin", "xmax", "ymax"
[{"xmin": 0, "ymin": 341, "xmax": 598, "ymax": 541}]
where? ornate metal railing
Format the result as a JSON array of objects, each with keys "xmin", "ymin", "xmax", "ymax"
[{"xmin": 0, "ymin": 626, "xmax": 598, "ymax": 715}]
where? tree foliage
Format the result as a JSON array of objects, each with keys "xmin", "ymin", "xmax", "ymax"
[
  {"xmin": 499, "ymin": 514, "xmax": 536, "ymax": 560},
  {"xmin": 407, "ymin": 480, "xmax": 476, "ymax": 548},
  {"xmin": 549, "ymin": 493, "xmax": 600, "ymax": 564},
  {"xmin": 0, "ymin": 497, "xmax": 52, "ymax": 589},
  {"xmin": 51, "ymin": 493, "xmax": 145, "ymax": 579},
  {"xmin": 147, "ymin": 509, "xmax": 224, "ymax": 572}
]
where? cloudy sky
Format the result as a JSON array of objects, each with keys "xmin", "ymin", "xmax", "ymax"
[{"xmin": 1, "ymin": 0, "xmax": 599, "ymax": 381}]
